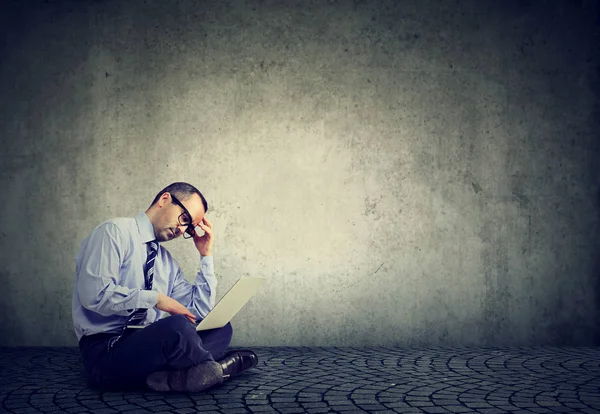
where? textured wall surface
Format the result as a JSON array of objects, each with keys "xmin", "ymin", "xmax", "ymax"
[{"xmin": 0, "ymin": 0, "xmax": 598, "ymax": 347}]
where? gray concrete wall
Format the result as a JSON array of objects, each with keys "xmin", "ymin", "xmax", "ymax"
[{"xmin": 0, "ymin": 0, "xmax": 598, "ymax": 347}]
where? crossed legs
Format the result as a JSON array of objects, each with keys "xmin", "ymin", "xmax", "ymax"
[{"xmin": 80, "ymin": 315, "xmax": 233, "ymax": 390}]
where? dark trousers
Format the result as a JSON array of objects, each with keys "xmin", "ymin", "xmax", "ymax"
[{"xmin": 79, "ymin": 315, "xmax": 233, "ymax": 390}]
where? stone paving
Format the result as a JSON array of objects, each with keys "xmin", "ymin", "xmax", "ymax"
[{"xmin": 0, "ymin": 347, "xmax": 599, "ymax": 414}]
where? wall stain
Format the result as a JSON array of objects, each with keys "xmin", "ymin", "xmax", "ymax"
[
  {"xmin": 479, "ymin": 219, "xmax": 510, "ymax": 344},
  {"xmin": 364, "ymin": 196, "xmax": 382, "ymax": 220},
  {"xmin": 512, "ymin": 191, "xmax": 530, "ymax": 208}
]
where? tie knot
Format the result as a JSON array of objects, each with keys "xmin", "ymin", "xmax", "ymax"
[{"xmin": 148, "ymin": 240, "xmax": 158, "ymax": 252}]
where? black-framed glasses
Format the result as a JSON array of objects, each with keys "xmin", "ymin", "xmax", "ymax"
[{"xmin": 170, "ymin": 193, "xmax": 196, "ymax": 239}]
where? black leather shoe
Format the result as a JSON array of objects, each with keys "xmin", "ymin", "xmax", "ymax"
[{"xmin": 217, "ymin": 350, "xmax": 258, "ymax": 379}]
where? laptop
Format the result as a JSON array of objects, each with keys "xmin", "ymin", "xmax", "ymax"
[
  {"xmin": 127, "ymin": 276, "xmax": 266, "ymax": 331},
  {"xmin": 195, "ymin": 276, "xmax": 266, "ymax": 331}
]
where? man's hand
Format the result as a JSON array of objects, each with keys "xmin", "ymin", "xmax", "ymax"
[
  {"xmin": 193, "ymin": 217, "xmax": 214, "ymax": 256},
  {"xmin": 155, "ymin": 292, "xmax": 196, "ymax": 324}
]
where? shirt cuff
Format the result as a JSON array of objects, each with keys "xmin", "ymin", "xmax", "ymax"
[
  {"xmin": 198, "ymin": 255, "xmax": 217, "ymax": 294},
  {"xmin": 200, "ymin": 255, "xmax": 214, "ymax": 275},
  {"xmin": 138, "ymin": 290, "xmax": 159, "ymax": 309}
]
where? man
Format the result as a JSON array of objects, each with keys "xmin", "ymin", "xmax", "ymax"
[{"xmin": 72, "ymin": 182, "xmax": 257, "ymax": 392}]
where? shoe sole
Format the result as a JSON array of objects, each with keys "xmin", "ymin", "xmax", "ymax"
[{"xmin": 147, "ymin": 361, "xmax": 223, "ymax": 392}]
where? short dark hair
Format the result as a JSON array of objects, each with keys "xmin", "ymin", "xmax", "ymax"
[{"xmin": 150, "ymin": 182, "xmax": 208, "ymax": 213}]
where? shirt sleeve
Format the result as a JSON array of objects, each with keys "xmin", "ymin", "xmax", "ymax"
[
  {"xmin": 76, "ymin": 222, "xmax": 158, "ymax": 317},
  {"xmin": 169, "ymin": 255, "xmax": 217, "ymax": 319}
]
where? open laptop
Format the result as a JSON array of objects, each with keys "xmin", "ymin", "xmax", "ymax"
[{"xmin": 128, "ymin": 276, "xmax": 266, "ymax": 331}]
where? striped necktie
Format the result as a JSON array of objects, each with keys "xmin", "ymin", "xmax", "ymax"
[{"xmin": 107, "ymin": 240, "xmax": 159, "ymax": 350}]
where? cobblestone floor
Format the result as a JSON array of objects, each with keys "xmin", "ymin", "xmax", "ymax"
[{"xmin": 0, "ymin": 347, "xmax": 599, "ymax": 414}]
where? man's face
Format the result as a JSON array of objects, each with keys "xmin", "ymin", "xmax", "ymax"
[{"xmin": 153, "ymin": 193, "xmax": 205, "ymax": 242}]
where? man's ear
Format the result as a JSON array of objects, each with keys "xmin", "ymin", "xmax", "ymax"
[{"xmin": 157, "ymin": 192, "xmax": 171, "ymax": 208}]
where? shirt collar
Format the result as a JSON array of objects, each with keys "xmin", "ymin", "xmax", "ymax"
[{"xmin": 135, "ymin": 212, "xmax": 157, "ymax": 244}]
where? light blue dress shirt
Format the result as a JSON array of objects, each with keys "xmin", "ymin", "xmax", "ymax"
[{"xmin": 72, "ymin": 212, "xmax": 216, "ymax": 341}]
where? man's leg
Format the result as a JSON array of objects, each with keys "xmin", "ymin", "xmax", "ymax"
[
  {"xmin": 197, "ymin": 322, "xmax": 233, "ymax": 360},
  {"xmin": 146, "ymin": 321, "xmax": 258, "ymax": 392},
  {"xmin": 80, "ymin": 316, "xmax": 253, "ymax": 392},
  {"xmin": 87, "ymin": 315, "xmax": 217, "ymax": 389},
  {"xmin": 198, "ymin": 323, "xmax": 259, "ymax": 381}
]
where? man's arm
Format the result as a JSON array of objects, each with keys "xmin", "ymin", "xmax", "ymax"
[
  {"xmin": 169, "ymin": 255, "xmax": 217, "ymax": 319},
  {"xmin": 169, "ymin": 217, "xmax": 217, "ymax": 319},
  {"xmin": 76, "ymin": 222, "xmax": 158, "ymax": 316}
]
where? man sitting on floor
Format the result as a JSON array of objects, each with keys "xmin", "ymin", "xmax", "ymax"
[{"xmin": 72, "ymin": 182, "xmax": 257, "ymax": 392}]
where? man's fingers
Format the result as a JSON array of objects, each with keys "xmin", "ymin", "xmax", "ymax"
[
  {"xmin": 174, "ymin": 306, "xmax": 196, "ymax": 323},
  {"xmin": 185, "ymin": 311, "xmax": 196, "ymax": 324},
  {"xmin": 200, "ymin": 222, "xmax": 212, "ymax": 234},
  {"xmin": 181, "ymin": 307, "xmax": 196, "ymax": 319},
  {"xmin": 196, "ymin": 223, "xmax": 211, "ymax": 236},
  {"xmin": 160, "ymin": 297, "xmax": 196, "ymax": 324},
  {"xmin": 198, "ymin": 221, "xmax": 212, "ymax": 231}
]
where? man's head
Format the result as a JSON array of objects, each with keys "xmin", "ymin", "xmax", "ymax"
[{"xmin": 146, "ymin": 182, "xmax": 208, "ymax": 242}]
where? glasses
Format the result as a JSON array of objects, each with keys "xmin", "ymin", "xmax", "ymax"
[{"xmin": 170, "ymin": 193, "xmax": 196, "ymax": 239}]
